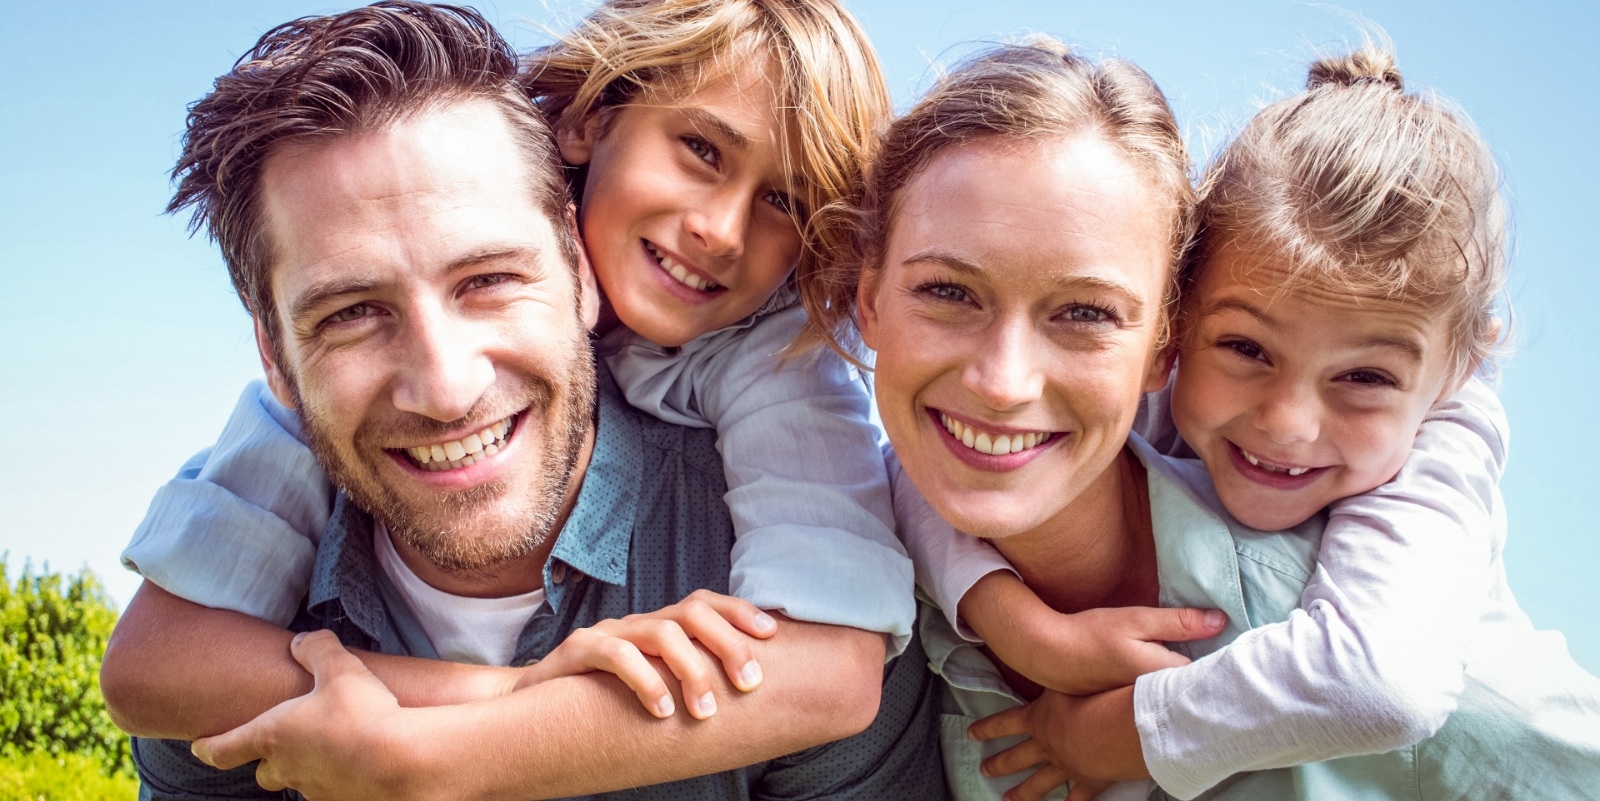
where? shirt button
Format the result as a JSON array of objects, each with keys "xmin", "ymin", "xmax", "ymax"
[
  {"xmin": 551, "ymin": 563, "xmax": 568, "ymax": 584},
  {"xmin": 571, "ymin": 570, "xmax": 585, "ymax": 583}
]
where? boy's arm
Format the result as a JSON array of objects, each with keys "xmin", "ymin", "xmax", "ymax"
[
  {"xmin": 184, "ymin": 618, "xmax": 885, "ymax": 801},
  {"xmin": 606, "ymin": 301, "xmax": 914, "ymax": 654},
  {"xmin": 1134, "ymin": 377, "xmax": 1507, "ymax": 799},
  {"xmin": 122, "ymin": 380, "xmax": 332, "ymax": 625}
]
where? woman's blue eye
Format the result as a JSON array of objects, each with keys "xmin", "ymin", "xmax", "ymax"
[
  {"xmin": 1065, "ymin": 306, "xmax": 1106, "ymax": 323},
  {"xmin": 925, "ymin": 283, "xmax": 968, "ymax": 303}
]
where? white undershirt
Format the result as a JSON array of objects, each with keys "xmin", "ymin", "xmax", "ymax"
[{"xmin": 373, "ymin": 523, "xmax": 545, "ymax": 666}]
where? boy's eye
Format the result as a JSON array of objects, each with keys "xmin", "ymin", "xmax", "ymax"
[
  {"xmin": 681, "ymin": 135, "xmax": 717, "ymax": 166},
  {"xmin": 1339, "ymin": 369, "xmax": 1398, "ymax": 387},
  {"xmin": 763, "ymin": 190, "xmax": 804, "ymax": 219}
]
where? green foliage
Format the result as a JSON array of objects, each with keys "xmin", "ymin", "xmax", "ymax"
[
  {"xmin": 0, "ymin": 750, "xmax": 138, "ymax": 800},
  {"xmin": 0, "ymin": 557, "xmax": 131, "ymax": 777}
]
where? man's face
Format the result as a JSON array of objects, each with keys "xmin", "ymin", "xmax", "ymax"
[{"xmin": 255, "ymin": 99, "xmax": 599, "ymax": 582}]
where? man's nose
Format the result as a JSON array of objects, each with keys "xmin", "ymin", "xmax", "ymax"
[{"xmin": 391, "ymin": 307, "xmax": 495, "ymax": 423}]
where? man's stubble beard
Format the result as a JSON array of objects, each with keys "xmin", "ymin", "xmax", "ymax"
[{"xmin": 285, "ymin": 338, "xmax": 597, "ymax": 576}]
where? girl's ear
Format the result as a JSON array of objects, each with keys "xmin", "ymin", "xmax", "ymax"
[{"xmin": 556, "ymin": 114, "xmax": 603, "ymax": 166}]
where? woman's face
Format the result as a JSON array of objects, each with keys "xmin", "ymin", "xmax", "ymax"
[{"xmin": 859, "ymin": 135, "xmax": 1174, "ymax": 540}]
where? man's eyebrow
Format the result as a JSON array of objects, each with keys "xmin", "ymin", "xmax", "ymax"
[{"xmin": 287, "ymin": 246, "xmax": 547, "ymax": 325}]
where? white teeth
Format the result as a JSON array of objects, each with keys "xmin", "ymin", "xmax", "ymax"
[
  {"xmin": 404, "ymin": 416, "xmax": 516, "ymax": 468},
  {"xmin": 647, "ymin": 243, "xmax": 721, "ymax": 292},
  {"xmin": 939, "ymin": 412, "xmax": 1051, "ymax": 457},
  {"xmin": 1238, "ymin": 446, "xmax": 1312, "ymax": 477}
]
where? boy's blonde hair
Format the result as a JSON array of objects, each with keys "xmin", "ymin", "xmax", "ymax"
[
  {"xmin": 1189, "ymin": 42, "xmax": 1508, "ymax": 381},
  {"xmin": 818, "ymin": 38, "xmax": 1195, "ymax": 361},
  {"xmin": 520, "ymin": 0, "xmax": 892, "ymax": 353}
]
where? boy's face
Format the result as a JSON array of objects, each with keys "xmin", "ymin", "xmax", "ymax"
[
  {"xmin": 558, "ymin": 59, "xmax": 804, "ymax": 347},
  {"xmin": 1171, "ymin": 239, "xmax": 1458, "ymax": 531}
]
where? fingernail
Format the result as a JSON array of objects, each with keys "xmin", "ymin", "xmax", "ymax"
[
  {"xmin": 654, "ymin": 695, "xmax": 675, "ymax": 718},
  {"xmin": 752, "ymin": 612, "xmax": 776, "ymax": 633},
  {"xmin": 697, "ymin": 692, "xmax": 717, "ymax": 717},
  {"xmin": 291, "ymin": 631, "xmax": 308, "ymax": 646},
  {"xmin": 1204, "ymin": 610, "xmax": 1226, "ymax": 628},
  {"xmin": 738, "ymin": 660, "xmax": 763, "ymax": 690}
]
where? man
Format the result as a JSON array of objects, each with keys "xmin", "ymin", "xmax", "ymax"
[{"xmin": 100, "ymin": 4, "xmax": 943, "ymax": 799}]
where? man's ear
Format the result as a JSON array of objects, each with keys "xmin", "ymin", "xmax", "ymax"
[
  {"xmin": 568, "ymin": 208, "xmax": 601, "ymax": 331},
  {"xmin": 556, "ymin": 113, "xmax": 603, "ymax": 166},
  {"xmin": 855, "ymin": 266, "xmax": 882, "ymax": 351},
  {"xmin": 253, "ymin": 316, "xmax": 297, "ymax": 409},
  {"xmin": 1144, "ymin": 343, "xmax": 1178, "ymax": 393}
]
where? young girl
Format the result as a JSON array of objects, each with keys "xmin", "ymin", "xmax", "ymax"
[
  {"xmin": 917, "ymin": 42, "xmax": 1600, "ymax": 800},
  {"xmin": 117, "ymin": 0, "xmax": 917, "ymax": 735}
]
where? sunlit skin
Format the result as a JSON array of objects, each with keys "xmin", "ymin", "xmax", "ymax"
[
  {"xmin": 1172, "ymin": 237, "xmax": 1460, "ymax": 531},
  {"xmin": 558, "ymin": 60, "xmax": 805, "ymax": 348},
  {"xmin": 255, "ymin": 99, "xmax": 600, "ymax": 598},
  {"xmin": 858, "ymin": 135, "xmax": 1173, "ymax": 550}
]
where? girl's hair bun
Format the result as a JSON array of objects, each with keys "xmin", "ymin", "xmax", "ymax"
[{"xmin": 1306, "ymin": 47, "xmax": 1403, "ymax": 92}]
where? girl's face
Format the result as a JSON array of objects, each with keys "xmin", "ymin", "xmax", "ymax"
[
  {"xmin": 1172, "ymin": 239, "xmax": 1459, "ymax": 531},
  {"xmin": 859, "ymin": 135, "xmax": 1173, "ymax": 541},
  {"xmin": 558, "ymin": 60, "xmax": 805, "ymax": 348}
]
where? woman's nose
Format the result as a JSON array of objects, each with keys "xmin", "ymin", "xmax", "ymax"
[{"xmin": 961, "ymin": 320, "xmax": 1045, "ymax": 410}]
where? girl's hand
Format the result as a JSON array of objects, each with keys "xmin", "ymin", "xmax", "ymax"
[
  {"xmin": 961, "ymin": 571, "xmax": 1225, "ymax": 694},
  {"xmin": 517, "ymin": 589, "xmax": 777, "ymax": 719},
  {"xmin": 969, "ymin": 686, "xmax": 1148, "ymax": 801}
]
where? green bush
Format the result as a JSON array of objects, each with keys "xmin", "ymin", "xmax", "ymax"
[
  {"xmin": 0, "ymin": 557, "xmax": 131, "ymax": 777},
  {"xmin": 0, "ymin": 750, "xmax": 138, "ymax": 800}
]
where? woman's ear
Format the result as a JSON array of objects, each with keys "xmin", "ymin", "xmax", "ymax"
[
  {"xmin": 556, "ymin": 113, "xmax": 603, "ymax": 166},
  {"xmin": 855, "ymin": 266, "xmax": 883, "ymax": 350},
  {"xmin": 1144, "ymin": 344, "xmax": 1178, "ymax": 393}
]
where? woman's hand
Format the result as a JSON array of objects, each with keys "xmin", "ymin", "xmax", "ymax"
[
  {"xmin": 961, "ymin": 571, "xmax": 1225, "ymax": 694},
  {"xmin": 517, "ymin": 589, "xmax": 777, "ymax": 719},
  {"xmin": 969, "ymin": 686, "xmax": 1149, "ymax": 801}
]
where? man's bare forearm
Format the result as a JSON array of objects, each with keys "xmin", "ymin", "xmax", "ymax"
[{"xmin": 101, "ymin": 582, "xmax": 519, "ymax": 738}]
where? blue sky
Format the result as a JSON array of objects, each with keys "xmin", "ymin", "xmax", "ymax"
[{"xmin": 4, "ymin": 1, "xmax": 1597, "ymax": 674}]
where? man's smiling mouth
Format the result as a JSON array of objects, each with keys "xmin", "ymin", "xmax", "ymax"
[{"xmin": 400, "ymin": 415, "xmax": 517, "ymax": 472}]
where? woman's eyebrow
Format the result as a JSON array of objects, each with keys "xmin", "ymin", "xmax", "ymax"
[{"xmin": 901, "ymin": 250, "xmax": 1148, "ymax": 311}]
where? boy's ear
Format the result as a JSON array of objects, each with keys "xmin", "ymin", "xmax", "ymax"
[
  {"xmin": 1144, "ymin": 344, "xmax": 1178, "ymax": 393},
  {"xmin": 556, "ymin": 114, "xmax": 603, "ymax": 166},
  {"xmin": 568, "ymin": 207, "xmax": 601, "ymax": 331},
  {"xmin": 855, "ymin": 266, "xmax": 883, "ymax": 351},
  {"xmin": 253, "ymin": 315, "xmax": 297, "ymax": 409}
]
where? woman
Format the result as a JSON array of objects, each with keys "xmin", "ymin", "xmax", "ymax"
[{"xmin": 822, "ymin": 38, "xmax": 1600, "ymax": 801}]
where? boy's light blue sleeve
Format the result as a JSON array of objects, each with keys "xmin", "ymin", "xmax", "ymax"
[
  {"xmin": 121, "ymin": 380, "xmax": 333, "ymax": 626},
  {"xmin": 602, "ymin": 299, "xmax": 914, "ymax": 656}
]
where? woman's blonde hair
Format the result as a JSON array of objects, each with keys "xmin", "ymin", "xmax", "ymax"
[
  {"xmin": 1189, "ymin": 42, "xmax": 1508, "ymax": 381},
  {"xmin": 816, "ymin": 38, "xmax": 1196, "ymax": 362},
  {"xmin": 520, "ymin": 0, "xmax": 891, "ymax": 353}
]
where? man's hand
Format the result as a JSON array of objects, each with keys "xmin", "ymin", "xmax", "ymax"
[
  {"xmin": 517, "ymin": 589, "xmax": 777, "ymax": 719},
  {"xmin": 968, "ymin": 685, "xmax": 1149, "ymax": 801},
  {"xmin": 961, "ymin": 571, "xmax": 1225, "ymax": 694},
  {"xmin": 192, "ymin": 630, "xmax": 425, "ymax": 801}
]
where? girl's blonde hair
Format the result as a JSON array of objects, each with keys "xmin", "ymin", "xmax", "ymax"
[
  {"xmin": 520, "ymin": 0, "xmax": 891, "ymax": 354},
  {"xmin": 1189, "ymin": 42, "xmax": 1508, "ymax": 381},
  {"xmin": 817, "ymin": 38, "xmax": 1196, "ymax": 361}
]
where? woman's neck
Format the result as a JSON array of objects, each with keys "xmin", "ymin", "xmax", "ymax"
[{"xmin": 991, "ymin": 447, "xmax": 1159, "ymax": 614}]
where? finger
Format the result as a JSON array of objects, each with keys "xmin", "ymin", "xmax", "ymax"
[
  {"xmin": 969, "ymin": 704, "xmax": 1030, "ymax": 741},
  {"xmin": 192, "ymin": 717, "xmax": 271, "ymax": 771},
  {"xmin": 622, "ymin": 618, "xmax": 720, "ymax": 719},
  {"xmin": 981, "ymin": 737, "xmax": 1046, "ymax": 779},
  {"xmin": 1131, "ymin": 606, "xmax": 1226, "ymax": 644},
  {"xmin": 1005, "ymin": 765, "xmax": 1072, "ymax": 801},
  {"xmin": 677, "ymin": 595, "xmax": 763, "ymax": 691},
  {"xmin": 562, "ymin": 629, "xmax": 678, "ymax": 719},
  {"xmin": 1065, "ymin": 777, "xmax": 1114, "ymax": 801},
  {"xmin": 684, "ymin": 589, "xmax": 778, "ymax": 639},
  {"xmin": 253, "ymin": 759, "xmax": 290, "ymax": 793},
  {"xmin": 290, "ymin": 630, "xmax": 367, "ymax": 685}
]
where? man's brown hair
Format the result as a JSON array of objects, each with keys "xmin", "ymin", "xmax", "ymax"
[{"xmin": 169, "ymin": 1, "xmax": 573, "ymax": 346}]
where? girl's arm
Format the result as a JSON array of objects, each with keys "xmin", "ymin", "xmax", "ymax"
[
  {"xmin": 603, "ymin": 298, "xmax": 915, "ymax": 655},
  {"xmin": 1134, "ymin": 377, "xmax": 1506, "ymax": 799},
  {"xmin": 120, "ymin": 380, "xmax": 333, "ymax": 625}
]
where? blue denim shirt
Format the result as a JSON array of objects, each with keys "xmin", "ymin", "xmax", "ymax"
[{"xmin": 133, "ymin": 369, "xmax": 946, "ymax": 801}]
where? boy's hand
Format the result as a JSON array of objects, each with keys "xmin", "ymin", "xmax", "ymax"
[
  {"xmin": 517, "ymin": 589, "xmax": 777, "ymax": 719},
  {"xmin": 961, "ymin": 571, "xmax": 1225, "ymax": 694},
  {"xmin": 969, "ymin": 686, "xmax": 1148, "ymax": 801}
]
